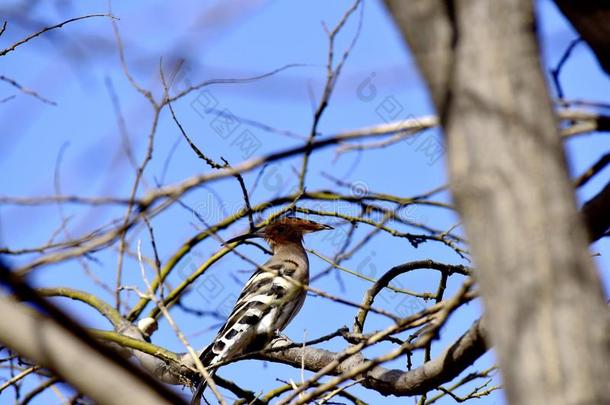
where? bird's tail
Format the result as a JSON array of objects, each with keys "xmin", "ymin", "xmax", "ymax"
[
  {"xmin": 191, "ymin": 344, "xmax": 216, "ymax": 405},
  {"xmin": 190, "ymin": 368, "xmax": 216, "ymax": 405}
]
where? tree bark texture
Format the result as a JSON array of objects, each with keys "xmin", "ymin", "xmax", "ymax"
[{"xmin": 384, "ymin": 1, "xmax": 610, "ymax": 404}]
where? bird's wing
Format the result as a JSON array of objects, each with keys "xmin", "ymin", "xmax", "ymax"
[
  {"xmin": 192, "ymin": 257, "xmax": 308, "ymax": 405},
  {"xmin": 200, "ymin": 256, "xmax": 302, "ymax": 367}
]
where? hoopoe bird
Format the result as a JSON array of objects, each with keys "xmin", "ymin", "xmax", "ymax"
[{"xmin": 191, "ymin": 217, "xmax": 332, "ymax": 405}]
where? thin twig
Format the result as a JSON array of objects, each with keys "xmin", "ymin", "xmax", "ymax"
[
  {"xmin": 0, "ymin": 75, "xmax": 56, "ymax": 105},
  {"xmin": 574, "ymin": 152, "xmax": 610, "ymax": 188},
  {"xmin": 136, "ymin": 241, "xmax": 226, "ymax": 405},
  {"xmin": 0, "ymin": 14, "xmax": 115, "ymax": 57},
  {"xmin": 0, "ymin": 366, "xmax": 40, "ymax": 393},
  {"xmin": 298, "ymin": 0, "xmax": 363, "ymax": 191},
  {"xmin": 549, "ymin": 38, "xmax": 582, "ymax": 99}
]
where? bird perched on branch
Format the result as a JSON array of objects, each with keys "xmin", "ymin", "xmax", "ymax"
[{"xmin": 191, "ymin": 217, "xmax": 332, "ymax": 405}]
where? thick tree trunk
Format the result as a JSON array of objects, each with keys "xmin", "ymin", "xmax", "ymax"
[{"xmin": 384, "ymin": 1, "xmax": 610, "ymax": 404}]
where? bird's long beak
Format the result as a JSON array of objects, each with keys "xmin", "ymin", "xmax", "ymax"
[
  {"xmin": 223, "ymin": 229, "xmax": 265, "ymax": 245},
  {"xmin": 305, "ymin": 223, "xmax": 334, "ymax": 233}
]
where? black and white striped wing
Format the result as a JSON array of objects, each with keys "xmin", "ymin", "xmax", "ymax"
[{"xmin": 199, "ymin": 257, "xmax": 305, "ymax": 367}]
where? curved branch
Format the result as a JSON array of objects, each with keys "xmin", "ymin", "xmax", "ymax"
[
  {"xmin": 0, "ymin": 14, "xmax": 114, "ymax": 57},
  {"xmin": 92, "ymin": 329, "xmax": 180, "ymax": 363},
  {"xmin": 354, "ymin": 260, "xmax": 471, "ymax": 334},
  {"xmin": 18, "ymin": 377, "xmax": 60, "ymax": 405},
  {"xmin": 553, "ymin": 2, "xmax": 610, "ymax": 75},
  {"xmin": 95, "ymin": 326, "xmax": 198, "ymax": 387},
  {"xmin": 38, "ymin": 287, "xmax": 122, "ymax": 327},
  {"xmin": 259, "ymin": 318, "xmax": 488, "ymax": 397}
]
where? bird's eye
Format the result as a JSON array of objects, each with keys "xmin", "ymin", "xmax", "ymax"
[{"xmin": 276, "ymin": 225, "xmax": 286, "ymax": 233}]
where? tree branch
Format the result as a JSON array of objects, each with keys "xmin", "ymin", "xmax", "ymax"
[
  {"xmin": 0, "ymin": 260, "xmax": 187, "ymax": 404},
  {"xmin": 104, "ymin": 318, "xmax": 488, "ymax": 398},
  {"xmin": 553, "ymin": 2, "xmax": 610, "ymax": 76}
]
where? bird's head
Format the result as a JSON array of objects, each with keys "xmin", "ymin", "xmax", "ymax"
[{"xmin": 224, "ymin": 217, "xmax": 333, "ymax": 247}]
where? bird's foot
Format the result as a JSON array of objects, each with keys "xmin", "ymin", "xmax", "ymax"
[{"xmin": 274, "ymin": 329, "xmax": 290, "ymax": 341}]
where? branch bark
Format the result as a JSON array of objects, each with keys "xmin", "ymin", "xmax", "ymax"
[
  {"xmin": 0, "ymin": 259, "xmax": 187, "ymax": 405},
  {"xmin": 0, "ymin": 295, "xmax": 184, "ymax": 405},
  {"xmin": 261, "ymin": 318, "xmax": 487, "ymax": 397},
  {"xmin": 384, "ymin": 1, "xmax": 610, "ymax": 404},
  {"xmin": 110, "ymin": 319, "xmax": 488, "ymax": 398}
]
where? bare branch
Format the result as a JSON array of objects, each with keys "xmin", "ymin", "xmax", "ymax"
[
  {"xmin": 298, "ymin": 0, "xmax": 363, "ymax": 191},
  {"xmin": 354, "ymin": 260, "xmax": 470, "ymax": 334},
  {"xmin": 0, "ymin": 14, "xmax": 114, "ymax": 57},
  {"xmin": 0, "ymin": 294, "xmax": 185, "ymax": 404},
  {"xmin": 0, "ymin": 75, "xmax": 57, "ymax": 105},
  {"xmin": 0, "ymin": 365, "xmax": 40, "ymax": 394},
  {"xmin": 96, "ymin": 317, "xmax": 488, "ymax": 398},
  {"xmin": 575, "ymin": 152, "xmax": 610, "ymax": 188}
]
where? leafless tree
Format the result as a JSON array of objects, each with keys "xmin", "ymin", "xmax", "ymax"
[{"xmin": 0, "ymin": 1, "xmax": 608, "ymax": 404}]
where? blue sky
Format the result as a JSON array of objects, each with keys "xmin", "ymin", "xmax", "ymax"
[{"xmin": 1, "ymin": 1, "xmax": 608, "ymax": 404}]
